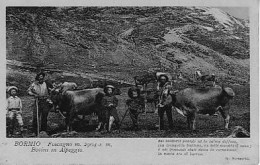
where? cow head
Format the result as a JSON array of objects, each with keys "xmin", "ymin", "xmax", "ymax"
[
  {"xmin": 223, "ymin": 87, "xmax": 235, "ymax": 97},
  {"xmin": 219, "ymin": 86, "xmax": 235, "ymax": 106},
  {"xmin": 50, "ymin": 86, "xmax": 63, "ymax": 111},
  {"xmin": 158, "ymin": 87, "xmax": 178, "ymax": 107},
  {"xmin": 134, "ymin": 72, "xmax": 157, "ymax": 86}
]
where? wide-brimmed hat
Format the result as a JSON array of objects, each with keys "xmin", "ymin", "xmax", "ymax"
[
  {"xmin": 7, "ymin": 86, "xmax": 18, "ymax": 93},
  {"xmin": 35, "ymin": 72, "xmax": 46, "ymax": 80},
  {"xmin": 128, "ymin": 86, "xmax": 141, "ymax": 98},
  {"xmin": 104, "ymin": 85, "xmax": 115, "ymax": 93},
  {"xmin": 158, "ymin": 74, "xmax": 169, "ymax": 82}
]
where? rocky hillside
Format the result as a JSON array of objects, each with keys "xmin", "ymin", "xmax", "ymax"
[{"xmin": 6, "ymin": 7, "xmax": 250, "ymax": 85}]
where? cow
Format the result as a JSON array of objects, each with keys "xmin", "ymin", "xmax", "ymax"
[
  {"xmin": 195, "ymin": 70, "xmax": 216, "ymax": 87},
  {"xmin": 165, "ymin": 85, "xmax": 235, "ymax": 131},
  {"xmin": 50, "ymin": 86, "xmax": 121, "ymax": 132},
  {"xmin": 50, "ymin": 82, "xmax": 78, "ymax": 112},
  {"xmin": 134, "ymin": 73, "xmax": 156, "ymax": 90}
]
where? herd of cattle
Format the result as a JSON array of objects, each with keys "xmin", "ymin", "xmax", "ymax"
[{"xmin": 48, "ymin": 70, "xmax": 235, "ymax": 132}]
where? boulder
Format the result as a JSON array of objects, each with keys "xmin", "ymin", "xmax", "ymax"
[
  {"xmin": 227, "ymin": 126, "xmax": 250, "ymax": 138},
  {"xmin": 38, "ymin": 131, "xmax": 49, "ymax": 138}
]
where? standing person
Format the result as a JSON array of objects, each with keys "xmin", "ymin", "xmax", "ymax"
[
  {"xmin": 27, "ymin": 72, "xmax": 53, "ymax": 136},
  {"xmin": 157, "ymin": 74, "xmax": 174, "ymax": 130},
  {"xmin": 101, "ymin": 85, "xmax": 120, "ymax": 132},
  {"xmin": 6, "ymin": 86, "xmax": 24, "ymax": 137},
  {"xmin": 126, "ymin": 87, "xmax": 145, "ymax": 131}
]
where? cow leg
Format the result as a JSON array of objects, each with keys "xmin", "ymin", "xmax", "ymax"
[
  {"xmin": 65, "ymin": 117, "xmax": 70, "ymax": 132},
  {"xmin": 187, "ymin": 116, "xmax": 191, "ymax": 130},
  {"xmin": 96, "ymin": 122, "xmax": 102, "ymax": 131},
  {"xmin": 219, "ymin": 106, "xmax": 230, "ymax": 130},
  {"xmin": 66, "ymin": 110, "xmax": 74, "ymax": 132},
  {"xmin": 187, "ymin": 113, "xmax": 196, "ymax": 131},
  {"xmin": 96, "ymin": 112, "xmax": 104, "ymax": 131}
]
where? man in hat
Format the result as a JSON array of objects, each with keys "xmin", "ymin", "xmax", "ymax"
[
  {"xmin": 101, "ymin": 85, "xmax": 120, "ymax": 132},
  {"xmin": 27, "ymin": 72, "xmax": 53, "ymax": 136},
  {"xmin": 156, "ymin": 74, "xmax": 174, "ymax": 130},
  {"xmin": 6, "ymin": 86, "xmax": 24, "ymax": 136}
]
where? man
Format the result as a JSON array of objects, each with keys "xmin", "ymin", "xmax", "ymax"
[
  {"xmin": 156, "ymin": 74, "xmax": 174, "ymax": 130},
  {"xmin": 27, "ymin": 72, "xmax": 53, "ymax": 136}
]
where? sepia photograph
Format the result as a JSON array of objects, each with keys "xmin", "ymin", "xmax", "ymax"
[{"xmin": 1, "ymin": 0, "xmax": 258, "ymax": 164}]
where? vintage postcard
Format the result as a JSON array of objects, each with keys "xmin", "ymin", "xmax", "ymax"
[{"xmin": 0, "ymin": 0, "xmax": 259, "ymax": 164}]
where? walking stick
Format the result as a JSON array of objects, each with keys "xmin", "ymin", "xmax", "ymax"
[
  {"xmin": 119, "ymin": 105, "xmax": 129, "ymax": 127},
  {"xmin": 158, "ymin": 91, "xmax": 164, "ymax": 131},
  {"xmin": 36, "ymin": 97, "xmax": 40, "ymax": 137},
  {"xmin": 158, "ymin": 111, "xmax": 161, "ymax": 131}
]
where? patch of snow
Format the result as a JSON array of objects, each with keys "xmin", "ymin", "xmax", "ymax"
[
  {"xmin": 233, "ymin": 36, "xmax": 241, "ymax": 39},
  {"xmin": 189, "ymin": 7, "xmax": 244, "ymax": 28},
  {"xmin": 200, "ymin": 26, "xmax": 214, "ymax": 31},
  {"xmin": 120, "ymin": 28, "xmax": 134, "ymax": 37},
  {"xmin": 201, "ymin": 7, "xmax": 233, "ymax": 27}
]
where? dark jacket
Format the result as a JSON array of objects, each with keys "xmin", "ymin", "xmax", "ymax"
[
  {"xmin": 101, "ymin": 95, "xmax": 118, "ymax": 109},
  {"xmin": 126, "ymin": 97, "xmax": 145, "ymax": 112}
]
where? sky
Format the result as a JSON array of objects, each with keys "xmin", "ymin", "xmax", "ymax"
[{"xmin": 217, "ymin": 7, "xmax": 249, "ymax": 19}]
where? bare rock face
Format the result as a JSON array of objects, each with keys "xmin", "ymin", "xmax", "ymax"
[{"xmin": 227, "ymin": 126, "xmax": 250, "ymax": 138}]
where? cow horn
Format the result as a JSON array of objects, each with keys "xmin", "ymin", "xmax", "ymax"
[{"xmin": 224, "ymin": 87, "xmax": 235, "ymax": 97}]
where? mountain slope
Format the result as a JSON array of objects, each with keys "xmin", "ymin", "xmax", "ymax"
[{"xmin": 6, "ymin": 7, "xmax": 250, "ymax": 84}]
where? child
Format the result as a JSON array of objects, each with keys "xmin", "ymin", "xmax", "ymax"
[
  {"xmin": 126, "ymin": 87, "xmax": 145, "ymax": 131},
  {"xmin": 101, "ymin": 85, "xmax": 120, "ymax": 132},
  {"xmin": 6, "ymin": 86, "xmax": 24, "ymax": 136}
]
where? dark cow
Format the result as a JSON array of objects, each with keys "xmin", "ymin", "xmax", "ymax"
[
  {"xmin": 134, "ymin": 72, "xmax": 157, "ymax": 113},
  {"xmin": 134, "ymin": 72, "xmax": 157, "ymax": 88},
  {"xmin": 195, "ymin": 70, "xmax": 216, "ymax": 87},
  {"xmin": 50, "ymin": 82, "xmax": 78, "ymax": 112},
  {"xmin": 50, "ymin": 86, "xmax": 121, "ymax": 132},
  {"xmin": 169, "ymin": 85, "xmax": 235, "ymax": 130},
  {"xmin": 50, "ymin": 88, "xmax": 104, "ymax": 131}
]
